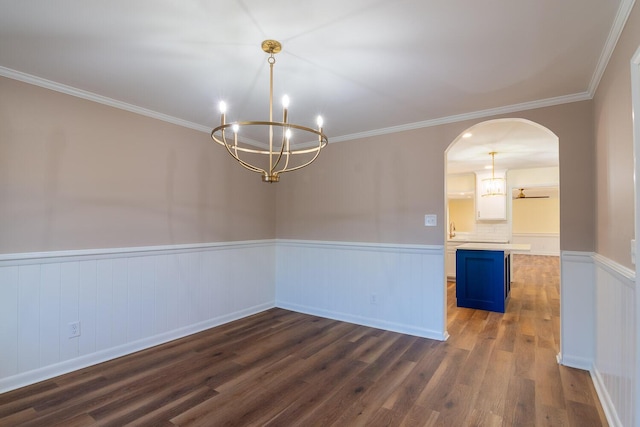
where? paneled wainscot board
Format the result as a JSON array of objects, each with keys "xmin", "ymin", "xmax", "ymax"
[
  {"xmin": 592, "ymin": 254, "xmax": 636, "ymax": 427},
  {"xmin": 0, "ymin": 241, "xmax": 276, "ymax": 393},
  {"xmin": 511, "ymin": 233, "xmax": 560, "ymax": 256},
  {"xmin": 560, "ymin": 251, "xmax": 636, "ymax": 427},
  {"xmin": 275, "ymin": 240, "xmax": 448, "ymax": 341}
]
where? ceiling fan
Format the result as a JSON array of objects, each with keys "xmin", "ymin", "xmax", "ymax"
[{"xmin": 513, "ymin": 188, "xmax": 550, "ymax": 199}]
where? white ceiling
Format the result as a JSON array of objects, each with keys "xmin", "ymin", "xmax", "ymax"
[
  {"xmin": 0, "ymin": 0, "xmax": 628, "ymax": 155},
  {"xmin": 446, "ymin": 118, "xmax": 559, "ymax": 174}
]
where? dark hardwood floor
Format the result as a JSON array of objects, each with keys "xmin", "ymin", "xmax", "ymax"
[{"xmin": 0, "ymin": 255, "xmax": 607, "ymax": 426}]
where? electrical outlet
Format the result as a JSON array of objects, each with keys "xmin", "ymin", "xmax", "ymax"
[
  {"xmin": 68, "ymin": 321, "xmax": 80, "ymax": 338},
  {"xmin": 370, "ymin": 293, "xmax": 377, "ymax": 304}
]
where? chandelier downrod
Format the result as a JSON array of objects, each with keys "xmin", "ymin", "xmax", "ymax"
[{"xmin": 211, "ymin": 40, "xmax": 328, "ymax": 183}]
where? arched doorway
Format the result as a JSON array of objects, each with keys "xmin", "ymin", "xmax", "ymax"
[{"xmin": 444, "ymin": 118, "xmax": 560, "ymax": 344}]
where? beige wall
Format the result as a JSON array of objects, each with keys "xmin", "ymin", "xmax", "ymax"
[
  {"xmin": 593, "ymin": 3, "xmax": 640, "ymax": 269},
  {"xmin": 448, "ymin": 199, "xmax": 475, "ymax": 232},
  {"xmin": 512, "ymin": 198, "xmax": 560, "ymax": 234},
  {"xmin": 276, "ymin": 101, "xmax": 595, "ymax": 251},
  {"xmin": 1, "ymin": 70, "xmax": 598, "ymax": 254},
  {"xmin": 0, "ymin": 77, "xmax": 276, "ymax": 254}
]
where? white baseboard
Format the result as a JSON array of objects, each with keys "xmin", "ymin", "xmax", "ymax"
[
  {"xmin": 591, "ymin": 367, "xmax": 623, "ymax": 427},
  {"xmin": 557, "ymin": 352, "xmax": 593, "ymax": 371},
  {"xmin": 276, "ymin": 301, "xmax": 449, "ymax": 341}
]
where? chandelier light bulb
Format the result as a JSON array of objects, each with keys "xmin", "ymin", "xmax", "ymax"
[
  {"xmin": 285, "ymin": 128, "xmax": 292, "ymax": 140},
  {"xmin": 317, "ymin": 116, "xmax": 324, "ymax": 128},
  {"xmin": 219, "ymin": 101, "xmax": 227, "ymax": 114},
  {"xmin": 282, "ymin": 95, "xmax": 290, "ymax": 109},
  {"xmin": 232, "ymin": 123, "xmax": 239, "ymax": 133}
]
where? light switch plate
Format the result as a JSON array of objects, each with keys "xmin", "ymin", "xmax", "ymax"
[{"xmin": 424, "ymin": 214, "xmax": 437, "ymax": 226}]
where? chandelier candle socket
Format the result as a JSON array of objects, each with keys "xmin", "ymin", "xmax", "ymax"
[{"xmin": 211, "ymin": 40, "xmax": 328, "ymax": 183}]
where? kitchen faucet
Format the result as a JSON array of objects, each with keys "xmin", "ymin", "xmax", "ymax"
[{"xmin": 449, "ymin": 221, "xmax": 456, "ymax": 239}]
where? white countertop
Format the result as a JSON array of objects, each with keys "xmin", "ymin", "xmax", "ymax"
[
  {"xmin": 447, "ymin": 237, "xmax": 509, "ymax": 244},
  {"xmin": 456, "ymin": 243, "xmax": 531, "ymax": 251}
]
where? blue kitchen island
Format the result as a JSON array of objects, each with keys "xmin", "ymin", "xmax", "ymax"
[{"xmin": 455, "ymin": 243, "xmax": 531, "ymax": 313}]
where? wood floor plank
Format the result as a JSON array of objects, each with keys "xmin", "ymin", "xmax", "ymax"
[
  {"xmin": 328, "ymin": 358, "xmax": 417, "ymax": 426},
  {"xmin": 0, "ymin": 255, "xmax": 609, "ymax": 426},
  {"xmin": 473, "ymin": 348, "xmax": 515, "ymax": 416},
  {"xmin": 464, "ymin": 407, "xmax": 504, "ymax": 427},
  {"xmin": 262, "ymin": 359, "xmax": 367, "ymax": 426},
  {"xmin": 294, "ymin": 374, "xmax": 374, "ymax": 427},
  {"xmin": 413, "ymin": 346, "xmax": 470, "ymax": 409},
  {"xmin": 399, "ymin": 403, "xmax": 440, "ymax": 427},
  {"xmin": 566, "ymin": 399, "xmax": 606, "ymax": 426},
  {"xmin": 513, "ymin": 332, "xmax": 537, "ymax": 380},
  {"xmin": 559, "ymin": 363, "xmax": 600, "ymax": 405},
  {"xmin": 50, "ymin": 413, "xmax": 96, "ymax": 427},
  {"xmin": 119, "ymin": 386, "xmax": 217, "ymax": 427},
  {"xmin": 0, "ymin": 407, "xmax": 38, "ymax": 426},
  {"xmin": 536, "ymin": 403, "xmax": 571, "ymax": 426},
  {"xmin": 535, "ymin": 346, "xmax": 567, "ymax": 410},
  {"xmin": 503, "ymin": 376, "xmax": 536, "ymax": 426}
]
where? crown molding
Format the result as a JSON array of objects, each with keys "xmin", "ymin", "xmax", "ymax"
[
  {"xmin": 0, "ymin": 65, "xmax": 594, "ymax": 144},
  {"xmin": 0, "ymin": 66, "xmax": 211, "ymax": 134},
  {"xmin": 330, "ymin": 92, "xmax": 592, "ymax": 143},
  {"xmin": 587, "ymin": 0, "xmax": 636, "ymax": 96}
]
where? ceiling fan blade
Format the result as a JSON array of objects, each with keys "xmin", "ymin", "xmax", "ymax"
[{"xmin": 512, "ymin": 188, "xmax": 550, "ymax": 199}]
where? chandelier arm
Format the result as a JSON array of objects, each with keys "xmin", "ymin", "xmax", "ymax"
[
  {"xmin": 270, "ymin": 131, "xmax": 289, "ymax": 173},
  {"xmin": 218, "ymin": 130, "xmax": 267, "ymax": 174},
  {"xmin": 281, "ymin": 151, "xmax": 291, "ymax": 171},
  {"xmin": 225, "ymin": 147, "xmax": 267, "ymax": 174},
  {"xmin": 272, "ymin": 97, "xmax": 289, "ymax": 173},
  {"xmin": 276, "ymin": 149, "xmax": 322, "ymax": 175},
  {"xmin": 276, "ymin": 139, "xmax": 325, "ymax": 174}
]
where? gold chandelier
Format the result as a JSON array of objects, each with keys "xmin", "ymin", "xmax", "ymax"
[
  {"xmin": 211, "ymin": 40, "xmax": 328, "ymax": 183},
  {"xmin": 481, "ymin": 152, "xmax": 505, "ymax": 196}
]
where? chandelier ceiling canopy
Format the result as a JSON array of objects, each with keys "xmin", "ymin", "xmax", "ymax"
[{"xmin": 211, "ymin": 40, "xmax": 328, "ymax": 183}]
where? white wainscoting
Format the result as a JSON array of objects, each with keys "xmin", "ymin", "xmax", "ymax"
[
  {"xmin": 0, "ymin": 240, "xmax": 276, "ymax": 393},
  {"xmin": 511, "ymin": 233, "xmax": 559, "ymax": 256},
  {"xmin": 275, "ymin": 240, "xmax": 448, "ymax": 341},
  {"xmin": 591, "ymin": 254, "xmax": 635, "ymax": 427},
  {"xmin": 559, "ymin": 251, "xmax": 595, "ymax": 370},
  {"xmin": 559, "ymin": 251, "xmax": 636, "ymax": 427}
]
